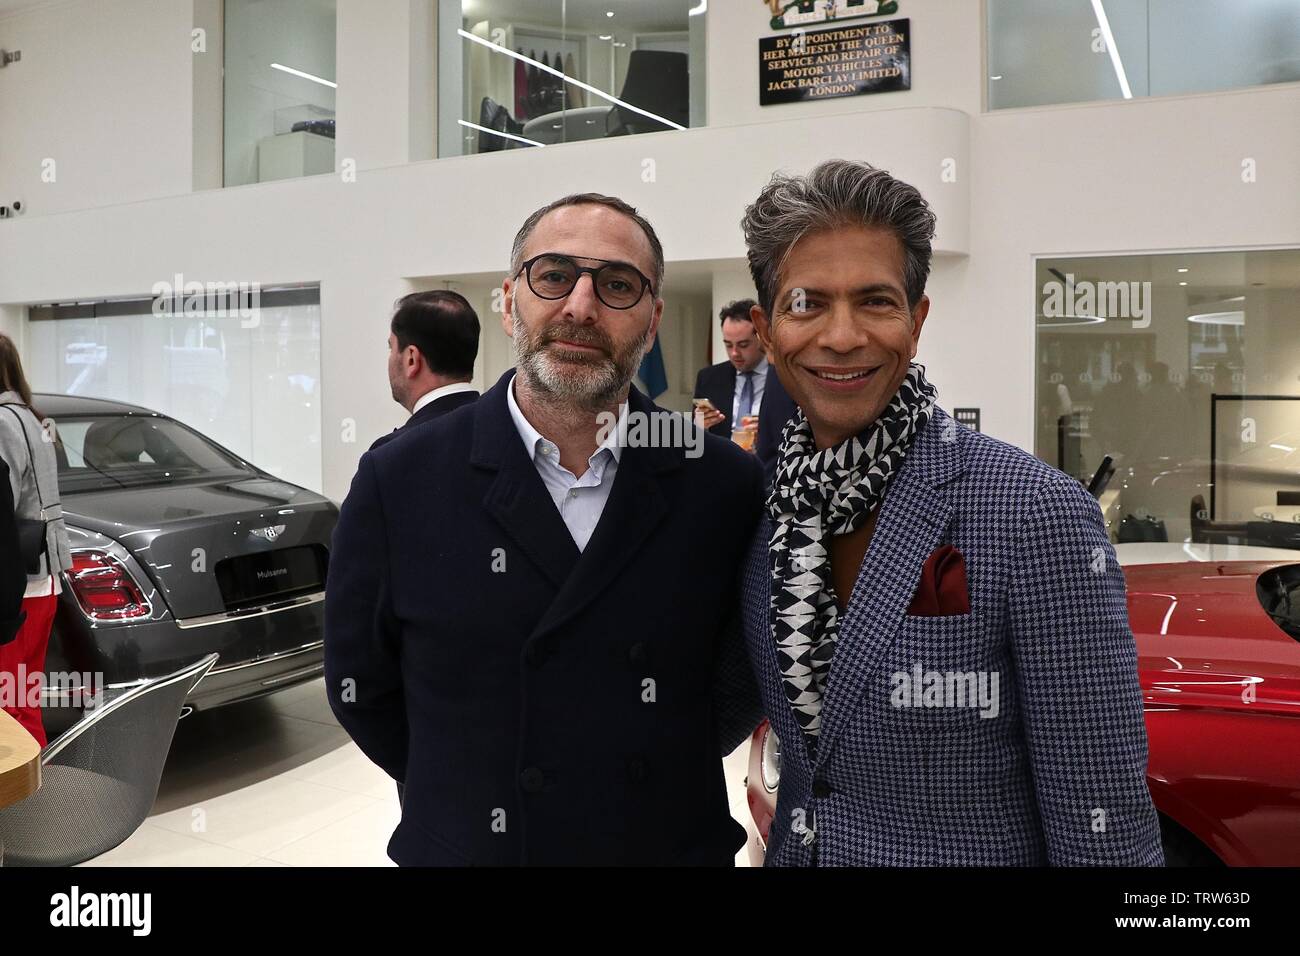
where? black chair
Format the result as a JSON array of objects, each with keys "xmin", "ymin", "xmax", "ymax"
[
  {"xmin": 607, "ymin": 51, "xmax": 690, "ymax": 136},
  {"xmin": 0, "ymin": 654, "xmax": 217, "ymax": 866}
]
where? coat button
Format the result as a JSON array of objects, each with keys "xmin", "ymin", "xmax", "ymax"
[
  {"xmin": 812, "ymin": 778, "xmax": 832, "ymax": 799},
  {"xmin": 627, "ymin": 642, "xmax": 647, "ymax": 667},
  {"xmin": 627, "ymin": 758, "xmax": 649, "ymax": 782},
  {"xmin": 520, "ymin": 767, "xmax": 545, "ymax": 793}
]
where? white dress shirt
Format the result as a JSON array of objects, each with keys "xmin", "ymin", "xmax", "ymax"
[
  {"xmin": 732, "ymin": 356, "xmax": 770, "ymax": 424},
  {"xmin": 411, "ymin": 381, "xmax": 477, "ymax": 415},
  {"xmin": 506, "ymin": 373, "xmax": 626, "ymax": 552}
]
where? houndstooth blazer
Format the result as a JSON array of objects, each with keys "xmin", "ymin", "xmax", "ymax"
[{"xmin": 741, "ymin": 406, "xmax": 1164, "ymax": 866}]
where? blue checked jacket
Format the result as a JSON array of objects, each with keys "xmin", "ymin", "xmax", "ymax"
[{"xmin": 741, "ymin": 406, "xmax": 1164, "ymax": 866}]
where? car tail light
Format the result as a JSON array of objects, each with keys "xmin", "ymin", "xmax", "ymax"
[{"xmin": 65, "ymin": 551, "xmax": 152, "ymax": 621}]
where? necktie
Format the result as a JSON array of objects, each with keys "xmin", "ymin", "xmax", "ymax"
[{"xmin": 738, "ymin": 371, "xmax": 754, "ymax": 421}]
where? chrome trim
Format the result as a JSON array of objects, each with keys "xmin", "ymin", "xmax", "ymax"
[
  {"xmin": 208, "ymin": 640, "xmax": 324, "ymax": 676},
  {"xmin": 175, "ymin": 591, "xmax": 325, "ymax": 629},
  {"xmin": 42, "ymin": 654, "xmax": 218, "ymax": 763},
  {"xmin": 259, "ymin": 662, "xmax": 325, "ymax": 687}
]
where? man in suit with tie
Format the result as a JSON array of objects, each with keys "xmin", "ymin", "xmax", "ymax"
[
  {"xmin": 738, "ymin": 159, "xmax": 1162, "ymax": 866},
  {"xmin": 372, "ymin": 290, "xmax": 481, "ymax": 450},
  {"xmin": 326, "ymin": 192, "xmax": 765, "ymax": 865},
  {"xmin": 692, "ymin": 300, "xmax": 769, "ymax": 438}
]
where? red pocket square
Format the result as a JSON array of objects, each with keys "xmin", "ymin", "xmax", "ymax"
[{"xmin": 907, "ymin": 544, "xmax": 971, "ymax": 617}]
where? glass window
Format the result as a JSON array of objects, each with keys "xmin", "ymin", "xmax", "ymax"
[
  {"xmin": 438, "ymin": 0, "xmax": 706, "ymax": 157},
  {"xmin": 224, "ymin": 0, "xmax": 338, "ymax": 186},
  {"xmin": 51, "ymin": 416, "xmax": 256, "ymax": 494},
  {"xmin": 26, "ymin": 290, "xmax": 323, "ymax": 494},
  {"xmin": 1034, "ymin": 250, "xmax": 1300, "ymax": 551},
  {"xmin": 988, "ymin": 0, "xmax": 1300, "ymax": 110}
]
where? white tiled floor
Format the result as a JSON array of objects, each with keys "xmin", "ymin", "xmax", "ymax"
[{"xmin": 81, "ymin": 678, "xmax": 759, "ymax": 867}]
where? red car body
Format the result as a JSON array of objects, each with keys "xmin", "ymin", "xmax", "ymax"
[{"xmin": 745, "ymin": 546, "xmax": 1300, "ymax": 866}]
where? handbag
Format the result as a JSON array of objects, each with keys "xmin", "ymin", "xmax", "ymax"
[{"xmin": 2, "ymin": 403, "xmax": 51, "ymax": 575}]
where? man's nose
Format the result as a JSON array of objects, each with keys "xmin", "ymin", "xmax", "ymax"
[
  {"xmin": 821, "ymin": 301, "xmax": 865, "ymax": 353},
  {"xmin": 563, "ymin": 273, "xmax": 601, "ymax": 321}
]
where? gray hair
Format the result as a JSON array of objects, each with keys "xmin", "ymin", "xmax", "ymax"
[
  {"xmin": 740, "ymin": 159, "xmax": 936, "ymax": 319},
  {"xmin": 510, "ymin": 192, "xmax": 665, "ymax": 295}
]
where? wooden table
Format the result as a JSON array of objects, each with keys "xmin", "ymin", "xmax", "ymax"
[{"xmin": 0, "ymin": 710, "xmax": 42, "ymax": 865}]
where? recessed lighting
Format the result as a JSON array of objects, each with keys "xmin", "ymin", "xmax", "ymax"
[
  {"xmin": 270, "ymin": 62, "xmax": 337, "ymax": 89},
  {"xmin": 1187, "ymin": 311, "xmax": 1244, "ymax": 326},
  {"xmin": 1179, "ymin": 281, "xmax": 1188, "ymax": 286},
  {"xmin": 1177, "ymin": 267, "xmax": 1189, "ymax": 273},
  {"xmin": 599, "ymin": 34, "xmax": 612, "ymax": 40},
  {"xmin": 606, "ymin": 10, "xmax": 614, "ymax": 16},
  {"xmin": 989, "ymin": 75, "xmax": 1003, "ymax": 80}
]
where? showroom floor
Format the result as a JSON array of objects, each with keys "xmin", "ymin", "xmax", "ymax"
[{"xmin": 79, "ymin": 678, "xmax": 757, "ymax": 867}]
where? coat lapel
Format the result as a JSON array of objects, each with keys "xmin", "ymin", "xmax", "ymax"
[
  {"xmin": 533, "ymin": 387, "xmax": 677, "ymax": 640},
  {"xmin": 472, "ymin": 372, "xmax": 580, "ymax": 591},
  {"xmin": 810, "ymin": 407, "xmax": 964, "ymax": 768}
]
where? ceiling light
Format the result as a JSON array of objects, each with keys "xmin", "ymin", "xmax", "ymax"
[
  {"xmin": 1090, "ymin": 0, "xmax": 1133, "ymax": 99},
  {"xmin": 457, "ymin": 119, "xmax": 545, "ymax": 148},
  {"xmin": 599, "ymin": 34, "xmax": 612, "ymax": 40},
  {"xmin": 270, "ymin": 62, "xmax": 337, "ymax": 89},
  {"xmin": 689, "ymin": 1, "xmax": 708, "ymax": 14},
  {"xmin": 1187, "ymin": 311, "xmax": 1244, "ymax": 326},
  {"xmin": 1177, "ymin": 267, "xmax": 1189, "ymax": 273}
]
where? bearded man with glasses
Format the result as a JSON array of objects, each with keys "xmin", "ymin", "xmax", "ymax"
[{"xmin": 326, "ymin": 192, "xmax": 766, "ymax": 866}]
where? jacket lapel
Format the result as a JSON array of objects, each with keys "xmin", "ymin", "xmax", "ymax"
[
  {"xmin": 810, "ymin": 407, "xmax": 964, "ymax": 768},
  {"xmin": 533, "ymin": 387, "xmax": 677, "ymax": 640},
  {"xmin": 472, "ymin": 372, "xmax": 580, "ymax": 591}
]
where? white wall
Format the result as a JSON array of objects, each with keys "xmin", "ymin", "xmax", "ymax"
[{"xmin": 0, "ymin": 0, "xmax": 194, "ymax": 216}]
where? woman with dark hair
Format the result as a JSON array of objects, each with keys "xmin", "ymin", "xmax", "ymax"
[{"xmin": 0, "ymin": 333, "xmax": 72, "ymax": 746}]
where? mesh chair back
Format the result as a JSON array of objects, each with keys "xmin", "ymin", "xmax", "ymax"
[{"xmin": 0, "ymin": 653, "xmax": 216, "ymax": 866}]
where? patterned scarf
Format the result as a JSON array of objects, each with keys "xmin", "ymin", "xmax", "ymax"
[{"xmin": 766, "ymin": 363, "xmax": 937, "ymax": 744}]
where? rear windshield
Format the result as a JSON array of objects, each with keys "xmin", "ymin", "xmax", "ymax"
[{"xmin": 52, "ymin": 415, "xmax": 256, "ymax": 492}]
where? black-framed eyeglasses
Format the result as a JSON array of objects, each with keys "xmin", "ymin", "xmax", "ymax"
[{"xmin": 516, "ymin": 252, "xmax": 655, "ymax": 310}]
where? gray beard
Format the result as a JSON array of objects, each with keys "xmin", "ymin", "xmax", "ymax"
[{"xmin": 511, "ymin": 297, "xmax": 652, "ymax": 414}]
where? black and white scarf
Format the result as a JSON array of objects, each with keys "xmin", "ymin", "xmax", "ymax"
[{"xmin": 767, "ymin": 363, "xmax": 937, "ymax": 744}]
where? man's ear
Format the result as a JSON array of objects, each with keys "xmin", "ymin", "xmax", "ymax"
[
  {"xmin": 405, "ymin": 345, "xmax": 424, "ymax": 380},
  {"xmin": 500, "ymin": 278, "xmax": 515, "ymax": 338},
  {"xmin": 909, "ymin": 294, "xmax": 930, "ymax": 359},
  {"xmin": 644, "ymin": 296, "xmax": 665, "ymax": 350},
  {"xmin": 750, "ymin": 301, "xmax": 773, "ymax": 353}
]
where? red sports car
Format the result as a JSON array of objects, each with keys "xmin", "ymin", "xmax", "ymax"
[{"xmin": 745, "ymin": 543, "xmax": 1300, "ymax": 866}]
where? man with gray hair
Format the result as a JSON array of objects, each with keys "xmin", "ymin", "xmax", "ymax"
[
  {"xmin": 738, "ymin": 159, "xmax": 1163, "ymax": 866},
  {"xmin": 326, "ymin": 192, "xmax": 765, "ymax": 865}
]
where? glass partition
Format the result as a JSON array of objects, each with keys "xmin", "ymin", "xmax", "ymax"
[
  {"xmin": 988, "ymin": 0, "xmax": 1300, "ymax": 110},
  {"xmin": 224, "ymin": 0, "xmax": 338, "ymax": 187},
  {"xmin": 1034, "ymin": 249, "xmax": 1300, "ymax": 549},
  {"xmin": 26, "ymin": 289, "xmax": 324, "ymax": 494},
  {"xmin": 439, "ymin": 0, "xmax": 706, "ymax": 157}
]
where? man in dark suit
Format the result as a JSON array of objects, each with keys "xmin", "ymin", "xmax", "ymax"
[
  {"xmin": 738, "ymin": 160, "xmax": 1162, "ymax": 865},
  {"xmin": 372, "ymin": 290, "xmax": 481, "ymax": 450},
  {"xmin": 692, "ymin": 299, "xmax": 769, "ymax": 438},
  {"xmin": 754, "ymin": 360, "xmax": 796, "ymax": 485},
  {"xmin": 326, "ymin": 192, "xmax": 765, "ymax": 866},
  {"xmin": 0, "ymin": 459, "xmax": 25, "ymax": 645}
]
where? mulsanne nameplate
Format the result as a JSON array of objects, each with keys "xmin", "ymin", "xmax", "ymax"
[{"xmin": 759, "ymin": 17, "xmax": 910, "ymax": 106}]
